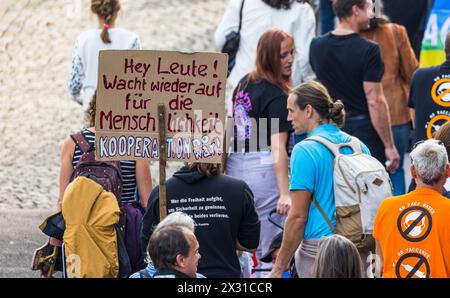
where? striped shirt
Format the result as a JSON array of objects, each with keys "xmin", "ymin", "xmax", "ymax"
[{"xmin": 72, "ymin": 129, "xmax": 137, "ymax": 203}]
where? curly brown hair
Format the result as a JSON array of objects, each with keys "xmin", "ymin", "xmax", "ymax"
[{"xmin": 85, "ymin": 92, "xmax": 97, "ymax": 127}]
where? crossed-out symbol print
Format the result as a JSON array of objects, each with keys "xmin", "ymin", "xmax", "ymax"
[
  {"xmin": 395, "ymin": 253, "xmax": 430, "ymax": 278},
  {"xmin": 397, "ymin": 206, "xmax": 432, "ymax": 242},
  {"xmin": 431, "ymin": 78, "xmax": 450, "ymax": 107}
]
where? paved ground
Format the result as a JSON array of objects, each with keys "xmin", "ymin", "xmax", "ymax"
[
  {"xmin": 0, "ymin": 0, "xmax": 228, "ymax": 277},
  {"xmin": 0, "ymin": 0, "xmax": 412, "ymax": 278},
  {"xmin": 0, "ymin": 211, "xmax": 49, "ymax": 278},
  {"xmin": 0, "ymin": 0, "xmax": 228, "ymax": 211}
]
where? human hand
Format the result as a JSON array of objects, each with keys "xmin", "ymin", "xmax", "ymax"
[
  {"xmin": 277, "ymin": 194, "xmax": 291, "ymax": 215},
  {"xmin": 384, "ymin": 146, "xmax": 400, "ymax": 173},
  {"xmin": 268, "ymin": 264, "xmax": 284, "ymax": 278}
]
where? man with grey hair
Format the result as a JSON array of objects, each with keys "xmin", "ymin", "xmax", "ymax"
[
  {"xmin": 407, "ymin": 31, "xmax": 450, "ymax": 192},
  {"xmin": 129, "ymin": 212, "xmax": 205, "ymax": 278},
  {"xmin": 373, "ymin": 139, "xmax": 450, "ymax": 278}
]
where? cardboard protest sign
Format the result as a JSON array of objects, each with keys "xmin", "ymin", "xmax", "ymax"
[{"xmin": 95, "ymin": 50, "xmax": 227, "ymax": 163}]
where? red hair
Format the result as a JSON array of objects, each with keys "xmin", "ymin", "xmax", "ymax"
[{"xmin": 248, "ymin": 29, "xmax": 294, "ymax": 93}]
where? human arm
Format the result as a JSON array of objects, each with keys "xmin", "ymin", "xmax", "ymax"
[
  {"xmin": 375, "ymin": 240, "xmax": 384, "ymax": 277},
  {"xmin": 363, "ymin": 81, "xmax": 400, "ymax": 172},
  {"xmin": 407, "ymin": 71, "xmax": 418, "ymax": 129},
  {"xmin": 129, "ymin": 34, "xmax": 141, "ymax": 50},
  {"xmin": 363, "ymin": 43, "xmax": 399, "ymax": 172},
  {"xmin": 214, "ymin": 0, "xmax": 241, "ymax": 50},
  {"xmin": 135, "ymin": 160, "xmax": 152, "ymax": 209},
  {"xmin": 140, "ymin": 187, "xmax": 160, "ymax": 255},
  {"xmin": 236, "ymin": 241, "xmax": 256, "ymax": 252},
  {"xmin": 269, "ymin": 190, "xmax": 310, "ymax": 278},
  {"xmin": 236, "ymin": 185, "xmax": 260, "ymax": 252},
  {"xmin": 271, "ymin": 132, "xmax": 291, "ymax": 215},
  {"xmin": 57, "ymin": 136, "xmax": 75, "ymax": 211},
  {"xmin": 68, "ymin": 40, "xmax": 84, "ymax": 105}
]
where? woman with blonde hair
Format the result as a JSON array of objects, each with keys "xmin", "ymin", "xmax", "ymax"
[
  {"xmin": 68, "ymin": 0, "xmax": 141, "ymax": 111},
  {"xmin": 311, "ymin": 234, "xmax": 363, "ymax": 278}
]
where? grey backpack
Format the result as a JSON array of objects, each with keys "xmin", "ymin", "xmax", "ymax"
[{"xmin": 307, "ymin": 136, "xmax": 393, "ymax": 252}]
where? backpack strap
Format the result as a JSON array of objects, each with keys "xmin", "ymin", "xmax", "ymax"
[
  {"xmin": 70, "ymin": 131, "xmax": 93, "ymax": 154},
  {"xmin": 237, "ymin": 0, "xmax": 245, "ymax": 33},
  {"xmin": 311, "ymin": 196, "xmax": 336, "ymax": 234},
  {"xmin": 306, "ymin": 135, "xmax": 362, "ymax": 156}
]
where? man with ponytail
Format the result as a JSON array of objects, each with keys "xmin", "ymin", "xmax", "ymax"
[
  {"xmin": 269, "ymin": 81, "xmax": 371, "ymax": 278},
  {"xmin": 69, "ymin": 0, "xmax": 141, "ymax": 111}
]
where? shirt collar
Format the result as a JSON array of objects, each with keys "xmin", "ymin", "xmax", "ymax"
[
  {"xmin": 410, "ymin": 187, "xmax": 443, "ymax": 197},
  {"xmin": 308, "ymin": 124, "xmax": 339, "ymax": 137}
]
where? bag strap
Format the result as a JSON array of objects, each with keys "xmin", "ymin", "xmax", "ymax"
[
  {"xmin": 311, "ymin": 195, "xmax": 336, "ymax": 233},
  {"xmin": 306, "ymin": 135, "xmax": 362, "ymax": 156},
  {"xmin": 237, "ymin": 0, "xmax": 245, "ymax": 33},
  {"xmin": 70, "ymin": 131, "xmax": 92, "ymax": 154},
  {"xmin": 139, "ymin": 268, "xmax": 151, "ymax": 278}
]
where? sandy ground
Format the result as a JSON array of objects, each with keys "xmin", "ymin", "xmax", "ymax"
[
  {"xmin": 0, "ymin": 0, "xmax": 412, "ymax": 278},
  {"xmin": 0, "ymin": 0, "xmax": 228, "ymax": 277},
  {"xmin": 0, "ymin": 0, "xmax": 228, "ymax": 211}
]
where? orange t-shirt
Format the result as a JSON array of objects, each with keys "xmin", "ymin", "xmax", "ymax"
[{"xmin": 373, "ymin": 188, "xmax": 450, "ymax": 278}]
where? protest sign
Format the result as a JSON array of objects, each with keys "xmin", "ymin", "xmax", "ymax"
[
  {"xmin": 420, "ymin": 0, "xmax": 450, "ymax": 67},
  {"xmin": 95, "ymin": 50, "xmax": 227, "ymax": 163}
]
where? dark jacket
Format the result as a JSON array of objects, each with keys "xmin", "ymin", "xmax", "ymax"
[{"xmin": 140, "ymin": 166, "xmax": 260, "ymax": 278}]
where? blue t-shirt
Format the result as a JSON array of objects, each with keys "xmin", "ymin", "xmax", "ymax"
[
  {"xmin": 129, "ymin": 262, "xmax": 206, "ymax": 278},
  {"xmin": 289, "ymin": 124, "xmax": 371, "ymax": 239}
]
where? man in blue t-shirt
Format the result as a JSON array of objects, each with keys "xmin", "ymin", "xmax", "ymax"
[{"xmin": 269, "ymin": 81, "xmax": 371, "ymax": 278}]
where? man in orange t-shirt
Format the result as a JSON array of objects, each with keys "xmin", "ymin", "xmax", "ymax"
[{"xmin": 374, "ymin": 139, "xmax": 450, "ymax": 278}]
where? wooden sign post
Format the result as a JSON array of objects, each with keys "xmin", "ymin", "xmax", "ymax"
[
  {"xmin": 95, "ymin": 50, "xmax": 228, "ymax": 222},
  {"xmin": 158, "ymin": 104, "xmax": 167, "ymax": 220}
]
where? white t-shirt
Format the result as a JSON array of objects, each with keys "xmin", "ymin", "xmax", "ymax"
[
  {"xmin": 214, "ymin": 0, "xmax": 316, "ymax": 91},
  {"xmin": 68, "ymin": 28, "xmax": 140, "ymax": 110}
]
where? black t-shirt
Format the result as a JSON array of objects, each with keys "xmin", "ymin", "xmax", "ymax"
[
  {"xmin": 309, "ymin": 33, "xmax": 385, "ymax": 117},
  {"xmin": 383, "ymin": 0, "xmax": 430, "ymax": 57},
  {"xmin": 408, "ymin": 61, "xmax": 450, "ymax": 143},
  {"xmin": 231, "ymin": 76, "xmax": 292, "ymax": 152},
  {"xmin": 140, "ymin": 167, "xmax": 261, "ymax": 278}
]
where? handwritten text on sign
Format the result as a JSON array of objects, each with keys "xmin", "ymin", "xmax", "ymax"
[{"xmin": 95, "ymin": 50, "xmax": 227, "ymax": 163}]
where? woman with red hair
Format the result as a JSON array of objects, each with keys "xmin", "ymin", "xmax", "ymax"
[{"xmin": 226, "ymin": 29, "xmax": 294, "ymax": 277}]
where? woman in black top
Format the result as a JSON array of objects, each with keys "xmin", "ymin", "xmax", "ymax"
[{"xmin": 226, "ymin": 28, "xmax": 294, "ymax": 277}]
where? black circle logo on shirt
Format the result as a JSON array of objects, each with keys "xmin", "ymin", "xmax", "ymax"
[
  {"xmin": 431, "ymin": 78, "xmax": 450, "ymax": 107},
  {"xmin": 426, "ymin": 114, "xmax": 450, "ymax": 139},
  {"xmin": 395, "ymin": 253, "xmax": 430, "ymax": 278},
  {"xmin": 397, "ymin": 206, "xmax": 432, "ymax": 242}
]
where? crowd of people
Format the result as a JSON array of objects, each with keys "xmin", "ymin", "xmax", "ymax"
[{"xmin": 48, "ymin": 0, "xmax": 450, "ymax": 279}]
